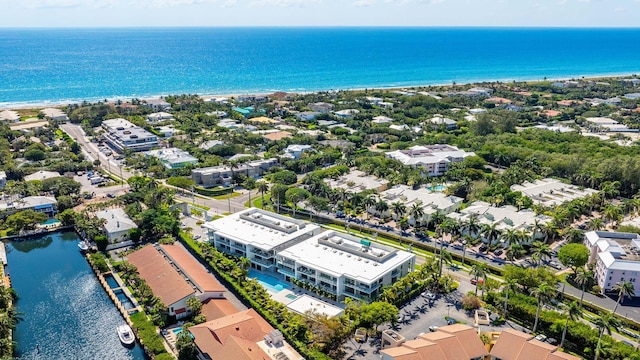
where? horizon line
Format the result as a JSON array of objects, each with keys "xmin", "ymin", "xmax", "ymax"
[{"xmin": 2, "ymin": 25, "xmax": 640, "ymax": 30}]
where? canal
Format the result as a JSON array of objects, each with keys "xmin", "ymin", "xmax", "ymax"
[{"xmin": 5, "ymin": 230, "xmax": 147, "ymax": 359}]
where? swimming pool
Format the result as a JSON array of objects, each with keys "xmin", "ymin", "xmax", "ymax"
[
  {"xmin": 104, "ymin": 274, "xmax": 119, "ymax": 289},
  {"xmin": 41, "ymin": 219, "xmax": 61, "ymax": 226},
  {"xmin": 427, "ymin": 185, "xmax": 447, "ymax": 191},
  {"xmin": 114, "ymin": 289, "xmax": 135, "ymax": 310},
  {"xmin": 172, "ymin": 327, "xmax": 183, "ymax": 336},
  {"xmin": 249, "ymin": 270, "xmax": 290, "ymax": 293}
]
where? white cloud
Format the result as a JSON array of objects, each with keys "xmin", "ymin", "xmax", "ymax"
[
  {"xmin": 353, "ymin": 0, "xmax": 375, "ymax": 6},
  {"xmin": 23, "ymin": 0, "xmax": 85, "ymax": 8},
  {"xmin": 248, "ymin": 0, "xmax": 322, "ymax": 7}
]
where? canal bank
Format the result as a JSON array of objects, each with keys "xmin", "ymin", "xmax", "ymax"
[{"xmin": 5, "ymin": 230, "xmax": 146, "ymax": 359}]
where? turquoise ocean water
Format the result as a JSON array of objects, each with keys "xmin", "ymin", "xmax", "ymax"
[{"xmin": 1, "ymin": 27, "xmax": 639, "ymax": 107}]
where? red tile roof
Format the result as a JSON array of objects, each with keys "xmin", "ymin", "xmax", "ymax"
[
  {"xmin": 160, "ymin": 243, "xmax": 226, "ymax": 293},
  {"xmin": 127, "ymin": 245, "xmax": 194, "ymax": 306},
  {"xmin": 201, "ymin": 298, "xmax": 239, "ymax": 321}
]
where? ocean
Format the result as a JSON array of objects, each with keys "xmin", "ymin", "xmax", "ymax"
[{"xmin": 1, "ymin": 27, "xmax": 640, "ymax": 108}]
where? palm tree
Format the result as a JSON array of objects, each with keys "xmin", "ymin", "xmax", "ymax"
[
  {"xmin": 531, "ymin": 241, "xmax": 552, "ymax": 267},
  {"xmin": 465, "ymin": 216, "xmax": 481, "ymax": 239},
  {"xmin": 560, "ymin": 301, "xmax": 582, "ymax": 348},
  {"xmin": 502, "ymin": 278, "xmax": 518, "ymax": 317},
  {"xmin": 503, "ymin": 229, "xmax": 521, "ymax": 247},
  {"xmin": 256, "ymin": 181, "xmax": 269, "ymax": 209},
  {"xmin": 587, "ymin": 218, "xmax": 605, "ymax": 231},
  {"xmin": 391, "ymin": 201, "xmax": 407, "ymax": 221},
  {"xmin": 437, "ymin": 249, "xmax": 453, "ymax": 279},
  {"xmin": 594, "ymin": 313, "xmax": 621, "ymax": 360},
  {"xmin": 531, "ymin": 282, "xmax": 555, "ymax": 333},
  {"xmin": 408, "ymin": 203, "xmax": 425, "ymax": 226},
  {"xmin": 469, "ymin": 263, "xmax": 488, "ymax": 297},
  {"xmin": 602, "ymin": 204, "xmax": 622, "ymax": 227},
  {"xmin": 575, "ymin": 268, "xmax": 594, "ymax": 307},
  {"xmin": 363, "ymin": 195, "xmax": 377, "ymax": 220},
  {"xmin": 374, "ymin": 199, "xmax": 389, "ymax": 218},
  {"xmin": 483, "ymin": 223, "xmax": 502, "ymax": 245},
  {"xmin": 611, "ymin": 280, "xmax": 635, "ymax": 314}
]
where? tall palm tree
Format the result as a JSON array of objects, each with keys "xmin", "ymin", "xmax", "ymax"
[
  {"xmin": 611, "ymin": 280, "xmax": 635, "ymax": 314},
  {"xmin": 363, "ymin": 195, "xmax": 377, "ymax": 220},
  {"xmin": 437, "ymin": 249, "xmax": 453, "ymax": 279},
  {"xmin": 483, "ymin": 223, "xmax": 502, "ymax": 245},
  {"xmin": 575, "ymin": 268, "xmax": 594, "ymax": 307},
  {"xmin": 560, "ymin": 301, "xmax": 582, "ymax": 348},
  {"xmin": 408, "ymin": 203, "xmax": 425, "ymax": 226},
  {"xmin": 531, "ymin": 241, "xmax": 552, "ymax": 267},
  {"xmin": 256, "ymin": 181, "xmax": 269, "ymax": 209},
  {"xmin": 374, "ymin": 199, "xmax": 389, "ymax": 218},
  {"xmin": 391, "ymin": 201, "xmax": 407, "ymax": 221},
  {"xmin": 465, "ymin": 215, "xmax": 481, "ymax": 239},
  {"xmin": 503, "ymin": 229, "xmax": 521, "ymax": 247},
  {"xmin": 602, "ymin": 204, "xmax": 622, "ymax": 227},
  {"xmin": 469, "ymin": 263, "xmax": 488, "ymax": 297},
  {"xmin": 594, "ymin": 313, "xmax": 620, "ymax": 360},
  {"xmin": 502, "ymin": 278, "xmax": 518, "ymax": 317},
  {"xmin": 587, "ymin": 218, "xmax": 605, "ymax": 231},
  {"xmin": 531, "ymin": 282, "xmax": 555, "ymax": 333}
]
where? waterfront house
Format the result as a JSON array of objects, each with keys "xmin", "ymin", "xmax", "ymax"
[
  {"xmin": 190, "ymin": 309, "xmax": 303, "ymax": 360},
  {"xmin": 0, "ymin": 195, "xmax": 57, "ymax": 219},
  {"xmin": 94, "ymin": 208, "xmax": 137, "ymax": 243},
  {"xmin": 127, "ymin": 245, "xmax": 195, "ymax": 319}
]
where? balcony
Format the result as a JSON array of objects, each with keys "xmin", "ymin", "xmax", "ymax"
[
  {"xmin": 217, "ymin": 238, "xmax": 230, "ymax": 245},
  {"xmin": 297, "ymin": 266, "xmax": 316, "ymax": 276},
  {"xmin": 278, "ymin": 266, "xmax": 295, "ymax": 277},
  {"xmin": 252, "ymin": 256, "xmax": 275, "ymax": 267},
  {"xmin": 253, "ymin": 248, "xmax": 273, "ymax": 258}
]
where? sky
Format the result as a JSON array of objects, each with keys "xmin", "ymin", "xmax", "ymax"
[{"xmin": 0, "ymin": 0, "xmax": 639, "ymax": 28}]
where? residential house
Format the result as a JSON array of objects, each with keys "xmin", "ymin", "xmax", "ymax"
[
  {"xmin": 385, "ymin": 145, "xmax": 475, "ymax": 176},
  {"xmin": 146, "ymin": 148, "xmax": 198, "ymax": 169},
  {"xmin": 159, "ymin": 243, "xmax": 226, "ymax": 301},
  {"xmin": 0, "ymin": 110, "xmax": 20, "ymax": 123},
  {"xmin": 429, "ymin": 116, "xmax": 458, "ymax": 130},
  {"xmin": 276, "ymin": 230, "xmax": 415, "ymax": 301},
  {"xmin": 511, "ymin": 178, "xmax": 598, "ymax": 207},
  {"xmin": 232, "ymin": 107, "xmax": 254, "ymax": 118},
  {"xmin": 324, "ymin": 170, "xmax": 389, "ymax": 194},
  {"xmin": 189, "ymin": 309, "xmax": 303, "ymax": 360},
  {"xmin": 0, "ymin": 171, "xmax": 6, "ymax": 189},
  {"xmin": 146, "ymin": 112, "xmax": 174, "ymax": 123},
  {"xmin": 191, "ymin": 159, "xmax": 278, "ymax": 188},
  {"xmin": 0, "ymin": 196, "xmax": 57, "ymax": 219},
  {"xmin": 490, "ymin": 329, "xmax": 581, "ymax": 360},
  {"xmin": 127, "ymin": 245, "xmax": 195, "ymax": 319},
  {"xmin": 308, "ymin": 102, "xmax": 334, "ymax": 113},
  {"xmin": 282, "ymin": 144, "xmax": 313, "ymax": 160},
  {"xmin": 143, "ymin": 99, "xmax": 171, "ymax": 112},
  {"xmin": 389, "ymin": 124, "xmax": 410, "ymax": 131},
  {"xmin": 296, "ymin": 111, "xmax": 321, "ymax": 121},
  {"xmin": 157, "ymin": 126, "xmax": 177, "ymax": 138},
  {"xmin": 584, "ymin": 117, "xmax": 638, "ymax": 133},
  {"xmin": 94, "ymin": 208, "xmax": 137, "ymax": 243},
  {"xmin": 334, "ymin": 109, "xmax": 360, "ymax": 119},
  {"xmin": 199, "ymin": 140, "xmax": 225, "ymax": 151},
  {"xmin": 102, "ymin": 118, "xmax": 159, "ymax": 152},
  {"xmin": 372, "ymin": 116, "xmax": 394, "ymax": 124},
  {"xmin": 262, "ymin": 131, "xmax": 292, "ymax": 142},
  {"xmin": 624, "ymin": 93, "xmax": 640, "ymax": 100},
  {"xmin": 40, "ymin": 108, "xmax": 68, "ymax": 122},
  {"xmin": 376, "ymin": 185, "xmax": 463, "ymax": 224},
  {"xmin": 381, "ymin": 324, "xmax": 489, "ymax": 360},
  {"xmin": 203, "ymin": 208, "xmax": 322, "ymax": 272},
  {"xmin": 584, "ymin": 231, "xmax": 640, "ymax": 297}
]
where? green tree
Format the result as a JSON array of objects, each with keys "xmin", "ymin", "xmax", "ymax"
[
  {"xmin": 256, "ymin": 181, "xmax": 269, "ymax": 209},
  {"xmin": 56, "ymin": 195, "xmax": 75, "ymax": 212},
  {"xmin": 176, "ymin": 330, "xmax": 197, "ymax": 360},
  {"xmin": 270, "ymin": 170, "xmax": 298, "ymax": 185},
  {"xmin": 531, "ymin": 241, "xmax": 552, "ymax": 267},
  {"xmin": 594, "ymin": 313, "xmax": 620, "ymax": 360},
  {"xmin": 558, "ymin": 243, "xmax": 589, "ymax": 274},
  {"xmin": 166, "ymin": 176, "xmax": 195, "ymax": 189},
  {"xmin": 357, "ymin": 301, "xmax": 399, "ymax": 331},
  {"xmin": 469, "ymin": 263, "xmax": 488, "ymax": 297},
  {"xmin": 186, "ymin": 297, "xmax": 202, "ymax": 316},
  {"xmin": 531, "ymin": 282, "xmax": 555, "ymax": 333},
  {"xmin": 285, "ymin": 187, "xmax": 310, "ymax": 217},
  {"xmin": 560, "ymin": 301, "xmax": 582, "ymax": 348},
  {"xmin": 95, "ymin": 234, "xmax": 109, "ymax": 251},
  {"xmin": 611, "ymin": 280, "xmax": 635, "ymax": 314},
  {"xmin": 4, "ymin": 210, "xmax": 48, "ymax": 232},
  {"xmin": 41, "ymin": 176, "xmax": 81, "ymax": 197},
  {"xmin": 575, "ymin": 268, "xmax": 594, "ymax": 307},
  {"xmin": 270, "ymin": 183, "xmax": 289, "ymax": 213},
  {"xmin": 57, "ymin": 208, "xmax": 76, "ymax": 226}
]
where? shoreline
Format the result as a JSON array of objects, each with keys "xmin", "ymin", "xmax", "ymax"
[{"xmin": 1, "ymin": 71, "xmax": 638, "ymax": 111}]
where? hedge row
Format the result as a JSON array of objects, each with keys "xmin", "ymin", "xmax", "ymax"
[
  {"xmin": 129, "ymin": 311, "xmax": 171, "ymax": 358},
  {"xmin": 485, "ymin": 291, "xmax": 636, "ymax": 359},
  {"xmin": 193, "ymin": 186, "xmax": 233, "ymax": 197}
]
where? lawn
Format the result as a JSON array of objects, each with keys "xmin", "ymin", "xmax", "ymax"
[{"xmin": 213, "ymin": 191, "xmax": 241, "ymax": 200}]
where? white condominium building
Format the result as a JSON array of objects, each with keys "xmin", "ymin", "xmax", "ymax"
[
  {"xmin": 584, "ymin": 231, "xmax": 640, "ymax": 297},
  {"xmin": 385, "ymin": 145, "xmax": 475, "ymax": 176},
  {"xmin": 203, "ymin": 208, "xmax": 321, "ymax": 271},
  {"xmin": 102, "ymin": 118, "xmax": 159, "ymax": 152},
  {"xmin": 276, "ymin": 230, "xmax": 415, "ymax": 301},
  {"xmin": 511, "ymin": 178, "xmax": 598, "ymax": 207}
]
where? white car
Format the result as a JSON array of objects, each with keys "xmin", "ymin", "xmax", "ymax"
[
  {"xmin": 534, "ymin": 334, "xmax": 547, "ymax": 342},
  {"xmin": 429, "ymin": 325, "xmax": 439, "ymax": 332},
  {"xmin": 193, "ymin": 235, "xmax": 201, "ymax": 240}
]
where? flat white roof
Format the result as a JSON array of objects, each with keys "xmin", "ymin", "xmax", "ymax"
[
  {"xmin": 325, "ymin": 170, "xmax": 389, "ymax": 193},
  {"xmin": 95, "ymin": 208, "xmax": 137, "ymax": 234},
  {"xmin": 449, "ymin": 201, "xmax": 550, "ymax": 232},
  {"xmin": 286, "ymin": 294, "xmax": 344, "ymax": 318},
  {"xmin": 203, "ymin": 208, "xmax": 320, "ymax": 251},
  {"xmin": 278, "ymin": 230, "xmax": 415, "ymax": 283},
  {"xmin": 511, "ymin": 178, "xmax": 598, "ymax": 207},
  {"xmin": 386, "ymin": 145, "xmax": 475, "ymax": 167},
  {"xmin": 381, "ymin": 185, "xmax": 462, "ymax": 212}
]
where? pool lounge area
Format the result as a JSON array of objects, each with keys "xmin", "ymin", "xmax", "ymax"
[{"xmin": 249, "ymin": 269, "xmax": 291, "ymax": 294}]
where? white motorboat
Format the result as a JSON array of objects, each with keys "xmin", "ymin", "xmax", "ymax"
[
  {"xmin": 117, "ymin": 324, "xmax": 135, "ymax": 346},
  {"xmin": 77, "ymin": 241, "xmax": 89, "ymax": 251}
]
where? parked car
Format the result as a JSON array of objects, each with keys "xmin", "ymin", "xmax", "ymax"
[
  {"xmin": 493, "ymin": 249, "xmax": 504, "ymax": 256},
  {"xmin": 470, "ymin": 278, "xmax": 478, "ymax": 285},
  {"xmin": 106, "ymin": 193, "xmax": 116, "ymax": 198},
  {"xmin": 193, "ymin": 235, "xmax": 201, "ymax": 240},
  {"xmin": 534, "ymin": 334, "xmax": 547, "ymax": 342},
  {"xmin": 423, "ymin": 291, "xmax": 436, "ymax": 300},
  {"xmin": 479, "ymin": 245, "xmax": 488, "ymax": 252},
  {"xmin": 428, "ymin": 325, "xmax": 439, "ymax": 332}
]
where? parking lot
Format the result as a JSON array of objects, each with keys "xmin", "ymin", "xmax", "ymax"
[{"xmin": 343, "ymin": 284, "xmax": 528, "ymax": 360}]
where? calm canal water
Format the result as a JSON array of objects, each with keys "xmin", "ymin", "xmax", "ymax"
[{"xmin": 5, "ymin": 231, "xmax": 147, "ymax": 360}]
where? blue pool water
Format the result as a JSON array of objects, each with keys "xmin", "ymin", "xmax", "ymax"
[
  {"xmin": 249, "ymin": 269, "xmax": 290, "ymax": 293},
  {"xmin": 40, "ymin": 219, "xmax": 61, "ymax": 225},
  {"xmin": 428, "ymin": 185, "xmax": 447, "ymax": 191},
  {"xmin": 104, "ymin": 274, "xmax": 119, "ymax": 289},
  {"xmin": 172, "ymin": 327, "xmax": 183, "ymax": 336},
  {"xmin": 114, "ymin": 289, "xmax": 135, "ymax": 310}
]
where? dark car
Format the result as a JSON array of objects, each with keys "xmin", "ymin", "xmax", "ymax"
[
  {"xmin": 479, "ymin": 245, "xmax": 488, "ymax": 252},
  {"xmin": 106, "ymin": 193, "xmax": 116, "ymax": 198},
  {"xmin": 493, "ymin": 249, "xmax": 504, "ymax": 256}
]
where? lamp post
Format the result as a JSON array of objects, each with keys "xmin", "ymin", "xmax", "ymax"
[{"xmin": 461, "ymin": 240, "xmax": 467, "ymax": 266}]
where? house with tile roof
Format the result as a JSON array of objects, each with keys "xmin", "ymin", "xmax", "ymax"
[
  {"xmin": 489, "ymin": 329, "xmax": 580, "ymax": 360},
  {"xmin": 189, "ymin": 309, "xmax": 303, "ymax": 360},
  {"xmin": 127, "ymin": 245, "xmax": 195, "ymax": 319}
]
